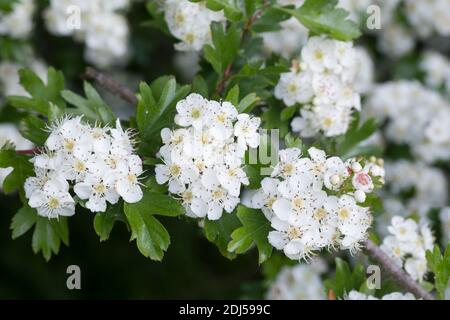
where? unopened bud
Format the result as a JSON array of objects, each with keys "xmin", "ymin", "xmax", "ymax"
[
  {"xmin": 354, "ymin": 190, "xmax": 366, "ymax": 203},
  {"xmin": 331, "ymin": 174, "xmax": 341, "ymax": 186}
]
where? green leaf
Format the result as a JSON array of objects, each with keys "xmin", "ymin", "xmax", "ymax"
[
  {"xmin": 143, "ymin": 2, "xmax": 170, "ymax": 35},
  {"xmin": 192, "ymin": 75, "xmax": 209, "ymax": 97},
  {"xmin": 93, "ymin": 202, "xmax": 124, "ymax": 242},
  {"xmin": 225, "ymin": 85, "xmax": 240, "ymax": 106},
  {"xmin": 19, "ymin": 115, "xmax": 49, "ymax": 145},
  {"xmin": 196, "ymin": 0, "xmax": 243, "ymax": 21},
  {"xmin": 203, "ymin": 213, "xmax": 241, "ymax": 260},
  {"xmin": 253, "ymin": 7, "xmax": 291, "ymax": 33},
  {"xmin": 0, "ymin": 0, "xmax": 19, "ymax": 12},
  {"xmin": 338, "ymin": 116, "xmax": 378, "ymax": 159},
  {"xmin": 203, "ymin": 22, "xmax": 240, "ymax": 75},
  {"xmin": 277, "ymin": 0, "xmax": 361, "ymax": 41},
  {"xmin": 124, "ymin": 202, "xmax": 170, "ymax": 261},
  {"xmin": 280, "ymin": 104, "xmax": 299, "ymax": 121},
  {"xmin": 136, "ymin": 77, "xmax": 190, "ymax": 155},
  {"xmin": 324, "ymin": 257, "xmax": 367, "ymax": 298},
  {"xmin": 11, "ymin": 205, "xmax": 37, "ymax": 240},
  {"xmin": 61, "ymin": 82, "xmax": 116, "ymax": 125},
  {"xmin": 236, "ymin": 93, "xmax": 259, "ymax": 113},
  {"xmin": 426, "ymin": 244, "xmax": 450, "ymax": 299},
  {"xmin": 228, "ymin": 206, "xmax": 272, "ymax": 264},
  {"xmin": 7, "ymin": 68, "xmax": 67, "ymax": 115},
  {"xmin": 0, "ymin": 147, "xmax": 34, "ymax": 194},
  {"xmin": 284, "ymin": 133, "xmax": 303, "ymax": 149},
  {"xmin": 128, "ymin": 189, "xmax": 185, "ymax": 217},
  {"xmin": 32, "ymin": 216, "xmax": 69, "ymax": 261}
]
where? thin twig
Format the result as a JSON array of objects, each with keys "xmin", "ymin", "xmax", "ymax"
[
  {"xmin": 364, "ymin": 239, "xmax": 435, "ymax": 300},
  {"xmin": 82, "ymin": 67, "xmax": 138, "ymax": 105},
  {"xmin": 15, "ymin": 148, "xmax": 39, "ymax": 155},
  {"xmin": 214, "ymin": 0, "xmax": 270, "ymax": 96}
]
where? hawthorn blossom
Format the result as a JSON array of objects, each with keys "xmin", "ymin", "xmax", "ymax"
[
  {"xmin": 24, "ymin": 116, "xmax": 143, "ymax": 218},
  {"xmin": 249, "ymin": 147, "xmax": 384, "ymax": 261},
  {"xmin": 156, "ymin": 94, "xmax": 261, "ymax": 220}
]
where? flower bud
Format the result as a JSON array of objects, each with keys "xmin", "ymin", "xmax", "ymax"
[
  {"xmin": 330, "ymin": 174, "xmax": 341, "ymax": 186},
  {"xmin": 354, "ymin": 190, "xmax": 366, "ymax": 203}
]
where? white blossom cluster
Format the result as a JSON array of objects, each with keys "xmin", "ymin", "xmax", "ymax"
[
  {"xmin": 420, "ymin": 51, "xmax": 450, "ymax": 92},
  {"xmin": 248, "ymin": 147, "xmax": 385, "ymax": 260},
  {"xmin": 44, "ymin": 0, "xmax": 130, "ymax": 67},
  {"xmin": 0, "ymin": 59, "xmax": 47, "ymax": 97},
  {"xmin": 275, "ymin": 36, "xmax": 363, "ymax": 137},
  {"xmin": 0, "ymin": 0, "xmax": 35, "ymax": 39},
  {"xmin": 381, "ymin": 216, "xmax": 434, "ymax": 282},
  {"xmin": 404, "ymin": 0, "xmax": 450, "ymax": 38},
  {"xmin": 346, "ymin": 290, "xmax": 416, "ymax": 300},
  {"xmin": 365, "ymin": 81, "xmax": 450, "ymax": 163},
  {"xmin": 266, "ymin": 259, "xmax": 327, "ymax": 300},
  {"xmin": 0, "ymin": 124, "xmax": 33, "ymax": 189},
  {"xmin": 163, "ymin": 0, "xmax": 226, "ymax": 52},
  {"xmin": 261, "ymin": 0, "xmax": 308, "ymax": 59},
  {"xmin": 155, "ymin": 93, "xmax": 260, "ymax": 220},
  {"xmin": 24, "ymin": 117, "xmax": 143, "ymax": 218},
  {"xmin": 384, "ymin": 161, "xmax": 448, "ymax": 219}
]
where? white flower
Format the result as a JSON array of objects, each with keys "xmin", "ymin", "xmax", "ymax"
[
  {"xmin": 346, "ymin": 290, "xmax": 416, "ymax": 300},
  {"xmin": 157, "ymin": 95, "xmax": 259, "ymax": 220},
  {"xmin": 164, "ymin": 0, "xmax": 226, "ymax": 52},
  {"xmin": 0, "ymin": 0, "xmax": 34, "ymax": 39},
  {"xmin": 271, "ymin": 148, "xmax": 302, "ymax": 179},
  {"xmin": 255, "ymin": 146, "xmax": 382, "ymax": 261},
  {"xmin": 234, "ymin": 114, "xmax": 261, "ymax": 149},
  {"xmin": 381, "ymin": 216, "xmax": 435, "ymax": 281},
  {"xmin": 192, "ymin": 169, "xmax": 239, "ymax": 220},
  {"xmin": 175, "ymin": 93, "xmax": 209, "ymax": 129},
  {"xmin": 276, "ymin": 36, "xmax": 363, "ymax": 138},
  {"xmin": 115, "ymin": 155, "xmax": 144, "ymax": 203},
  {"xmin": 252, "ymin": 178, "xmax": 281, "ymax": 219},
  {"xmin": 44, "ymin": 0, "xmax": 130, "ymax": 67},
  {"xmin": 74, "ymin": 173, "xmax": 119, "ymax": 212},
  {"xmin": 323, "ymin": 157, "xmax": 348, "ymax": 191},
  {"xmin": 274, "ymin": 69, "xmax": 314, "ymax": 106},
  {"xmin": 387, "ymin": 216, "xmax": 418, "ymax": 242},
  {"xmin": 24, "ymin": 116, "xmax": 144, "ymax": 217},
  {"xmin": 266, "ymin": 261, "xmax": 327, "ymax": 300},
  {"xmin": 29, "ymin": 178, "xmax": 75, "ymax": 218}
]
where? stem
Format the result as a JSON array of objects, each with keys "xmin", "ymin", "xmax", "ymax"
[
  {"xmin": 16, "ymin": 148, "xmax": 39, "ymax": 155},
  {"xmin": 363, "ymin": 239, "xmax": 435, "ymax": 300},
  {"xmin": 214, "ymin": 0, "xmax": 270, "ymax": 97},
  {"xmin": 82, "ymin": 67, "xmax": 138, "ymax": 105}
]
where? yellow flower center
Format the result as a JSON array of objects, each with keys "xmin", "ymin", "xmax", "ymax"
[
  {"xmin": 48, "ymin": 197, "xmax": 60, "ymax": 209},
  {"xmin": 292, "ymin": 197, "xmax": 303, "ymax": 209},
  {"xmin": 282, "ymin": 163, "xmax": 295, "ymax": 175},
  {"xmin": 191, "ymin": 108, "xmax": 201, "ymax": 119},
  {"xmin": 287, "ymin": 226, "xmax": 301, "ymax": 240},
  {"xmin": 127, "ymin": 173, "xmax": 137, "ymax": 184},
  {"xmin": 212, "ymin": 189, "xmax": 223, "ymax": 200},
  {"xmin": 74, "ymin": 159, "xmax": 86, "ymax": 172},
  {"xmin": 266, "ymin": 196, "xmax": 276, "ymax": 208},
  {"xmin": 94, "ymin": 183, "xmax": 106, "ymax": 194},
  {"xmin": 338, "ymin": 208, "xmax": 350, "ymax": 220},
  {"xmin": 314, "ymin": 208, "xmax": 326, "ymax": 220},
  {"xmin": 287, "ymin": 83, "xmax": 297, "ymax": 93},
  {"xmin": 314, "ymin": 50, "xmax": 324, "ymax": 60},
  {"xmin": 323, "ymin": 117, "xmax": 333, "ymax": 128},
  {"xmin": 169, "ymin": 164, "xmax": 181, "ymax": 176},
  {"xmin": 64, "ymin": 139, "xmax": 75, "ymax": 152}
]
